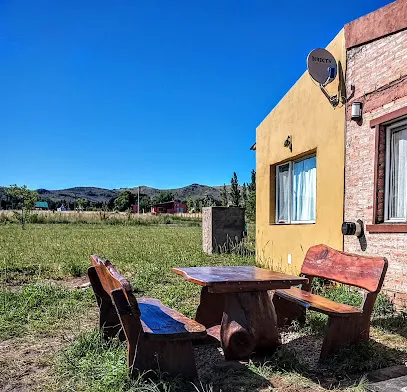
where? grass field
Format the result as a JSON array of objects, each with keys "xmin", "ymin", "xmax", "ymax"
[{"xmin": 1, "ymin": 223, "xmax": 407, "ymax": 391}]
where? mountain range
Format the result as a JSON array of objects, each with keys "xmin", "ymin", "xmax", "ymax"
[{"xmin": 0, "ymin": 184, "xmax": 229, "ymax": 204}]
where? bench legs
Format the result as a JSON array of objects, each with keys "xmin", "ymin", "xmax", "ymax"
[
  {"xmin": 132, "ymin": 339, "xmax": 197, "ymax": 379},
  {"xmin": 273, "ymin": 294, "xmax": 306, "ymax": 328},
  {"xmin": 320, "ymin": 314, "xmax": 370, "ymax": 359},
  {"xmin": 110, "ymin": 289, "xmax": 198, "ymax": 379},
  {"xmin": 221, "ymin": 291, "xmax": 281, "ymax": 360},
  {"xmin": 88, "ymin": 266, "xmax": 124, "ymax": 340}
]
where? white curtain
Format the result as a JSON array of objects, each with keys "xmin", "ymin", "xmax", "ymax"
[
  {"xmin": 292, "ymin": 156, "xmax": 316, "ymax": 221},
  {"xmin": 277, "ymin": 164, "xmax": 290, "ymax": 222},
  {"xmin": 390, "ymin": 128, "xmax": 407, "ymax": 219}
]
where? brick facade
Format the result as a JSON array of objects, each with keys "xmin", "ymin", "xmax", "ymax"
[{"xmin": 344, "ymin": 28, "xmax": 407, "ymax": 308}]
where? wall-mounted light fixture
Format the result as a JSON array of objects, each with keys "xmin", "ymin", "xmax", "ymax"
[
  {"xmin": 284, "ymin": 135, "xmax": 292, "ymax": 152},
  {"xmin": 342, "ymin": 220, "xmax": 364, "ymax": 238},
  {"xmin": 351, "ymin": 102, "xmax": 363, "ymax": 122}
]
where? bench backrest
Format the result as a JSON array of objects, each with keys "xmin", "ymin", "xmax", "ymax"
[
  {"xmin": 90, "ymin": 254, "xmax": 141, "ymax": 315},
  {"xmin": 301, "ymin": 244, "xmax": 388, "ymax": 293}
]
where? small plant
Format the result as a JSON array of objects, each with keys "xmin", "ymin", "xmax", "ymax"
[{"xmin": 64, "ymin": 259, "xmax": 85, "ymax": 277}]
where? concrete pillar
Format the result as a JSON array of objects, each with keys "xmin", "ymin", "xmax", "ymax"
[{"xmin": 202, "ymin": 207, "xmax": 245, "ymax": 254}]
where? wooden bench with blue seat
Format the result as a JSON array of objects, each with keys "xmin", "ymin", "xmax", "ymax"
[
  {"xmin": 87, "ymin": 254, "xmax": 206, "ymax": 379},
  {"xmin": 273, "ymin": 244, "xmax": 388, "ymax": 359}
]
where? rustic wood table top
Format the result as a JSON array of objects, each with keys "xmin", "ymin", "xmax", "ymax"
[{"xmin": 172, "ymin": 266, "xmax": 308, "ymax": 293}]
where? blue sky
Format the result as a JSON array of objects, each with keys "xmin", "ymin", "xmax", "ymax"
[{"xmin": 0, "ymin": 0, "xmax": 391, "ymax": 190}]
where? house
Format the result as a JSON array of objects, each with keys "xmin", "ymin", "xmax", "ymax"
[
  {"xmin": 255, "ymin": 30, "xmax": 346, "ymax": 275},
  {"xmin": 35, "ymin": 201, "xmax": 49, "ymax": 210},
  {"xmin": 343, "ymin": 1, "xmax": 407, "ymax": 308},
  {"xmin": 254, "ymin": 0, "xmax": 407, "ymax": 306},
  {"xmin": 151, "ymin": 200, "xmax": 187, "ymax": 214}
]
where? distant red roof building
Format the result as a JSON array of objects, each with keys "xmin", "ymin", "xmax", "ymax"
[{"xmin": 151, "ymin": 200, "xmax": 187, "ymax": 214}]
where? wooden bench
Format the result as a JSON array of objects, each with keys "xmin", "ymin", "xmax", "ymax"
[
  {"xmin": 87, "ymin": 255, "xmax": 206, "ymax": 379},
  {"xmin": 273, "ymin": 244, "xmax": 388, "ymax": 359}
]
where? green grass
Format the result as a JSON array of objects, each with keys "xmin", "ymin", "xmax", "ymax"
[
  {"xmin": 0, "ymin": 224, "xmax": 254, "ymax": 318},
  {"xmin": 0, "ymin": 283, "xmax": 94, "ymax": 339},
  {"xmin": 0, "ymin": 223, "xmax": 403, "ymax": 392}
]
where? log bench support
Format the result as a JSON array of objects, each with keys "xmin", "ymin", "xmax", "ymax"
[
  {"xmin": 88, "ymin": 256, "xmax": 207, "ymax": 379},
  {"xmin": 272, "ymin": 244, "xmax": 388, "ymax": 359},
  {"xmin": 195, "ymin": 287, "xmax": 281, "ymax": 360},
  {"xmin": 320, "ymin": 314, "xmax": 370, "ymax": 359}
]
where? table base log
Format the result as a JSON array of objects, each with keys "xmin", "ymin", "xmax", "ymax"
[
  {"xmin": 195, "ymin": 286, "xmax": 225, "ymax": 327},
  {"xmin": 196, "ymin": 288, "xmax": 282, "ymax": 360}
]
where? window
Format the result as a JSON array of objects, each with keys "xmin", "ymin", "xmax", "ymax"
[
  {"xmin": 275, "ymin": 155, "xmax": 316, "ymax": 224},
  {"xmin": 385, "ymin": 119, "xmax": 407, "ymax": 222}
]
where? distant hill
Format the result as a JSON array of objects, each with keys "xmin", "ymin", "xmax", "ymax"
[{"xmin": 0, "ymin": 184, "xmax": 230, "ymax": 204}]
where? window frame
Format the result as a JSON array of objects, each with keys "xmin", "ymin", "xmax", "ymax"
[
  {"xmin": 384, "ymin": 118, "xmax": 407, "ymax": 223},
  {"xmin": 367, "ymin": 106, "xmax": 407, "ymax": 233},
  {"xmin": 275, "ymin": 161, "xmax": 292, "ymax": 224},
  {"xmin": 275, "ymin": 155, "xmax": 316, "ymax": 225}
]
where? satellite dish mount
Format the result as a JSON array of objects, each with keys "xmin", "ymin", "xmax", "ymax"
[{"xmin": 307, "ymin": 48, "xmax": 339, "ymax": 107}]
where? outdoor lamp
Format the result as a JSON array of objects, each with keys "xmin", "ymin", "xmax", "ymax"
[
  {"xmin": 341, "ymin": 220, "xmax": 364, "ymax": 238},
  {"xmin": 351, "ymin": 102, "xmax": 363, "ymax": 122}
]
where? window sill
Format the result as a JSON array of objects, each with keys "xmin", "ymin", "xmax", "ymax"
[
  {"xmin": 366, "ymin": 224, "xmax": 407, "ymax": 233},
  {"xmin": 272, "ymin": 222, "xmax": 316, "ymax": 226}
]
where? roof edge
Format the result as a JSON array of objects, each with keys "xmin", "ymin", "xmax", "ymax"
[{"xmin": 345, "ymin": 0, "xmax": 407, "ymax": 49}]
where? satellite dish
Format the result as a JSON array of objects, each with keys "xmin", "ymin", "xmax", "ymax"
[{"xmin": 307, "ymin": 48, "xmax": 337, "ymax": 86}]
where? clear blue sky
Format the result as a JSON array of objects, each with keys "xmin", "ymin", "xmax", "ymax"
[{"xmin": 0, "ymin": 0, "xmax": 391, "ymax": 190}]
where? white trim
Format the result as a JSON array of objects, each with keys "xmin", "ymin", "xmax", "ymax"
[
  {"xmin": 291, "ymin": 220, "xmax": 316, "ymax": 224},
  {"xmin": 384, "ymin": 118, "xmax": 407, "ymax": 222}
]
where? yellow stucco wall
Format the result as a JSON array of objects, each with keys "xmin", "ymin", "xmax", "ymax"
[{"xmin": 256, "ymin": 29, "xmax": 346, "ymax": 274}]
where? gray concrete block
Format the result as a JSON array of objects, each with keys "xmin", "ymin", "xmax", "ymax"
[
  {"xmin": 202, "ymin": 207, "xmax": 245, "ymax": 254},
  {"xmin": 368, "ymin": 365, "xmax": 407, "ymax": 392},
  {"xmin": 368, "ymin": 375, "xmax": 407, "ymax": 392}
]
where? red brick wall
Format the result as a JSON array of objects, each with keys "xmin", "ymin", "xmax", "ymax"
[{"xmin": 344, "ymin": 28, "xmax": 407, "ymax": 308}]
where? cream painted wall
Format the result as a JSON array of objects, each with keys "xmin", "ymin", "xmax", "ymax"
[{"xmin": 256, "ymin": 30, "xmax": 346, "ymax": 274}]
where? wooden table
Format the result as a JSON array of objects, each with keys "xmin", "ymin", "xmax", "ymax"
[{"xmin": 172, "ymin": 266, "xmax": 307, "ymax": 360}]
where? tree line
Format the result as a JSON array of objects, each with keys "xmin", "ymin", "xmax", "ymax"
[
  {"xmin": 220, "ymin": 170, "xmax": 256, "ymax": 221},
  {"xmin": 0, "ymin": 169, "xmax": 256, "ymax": 220}
]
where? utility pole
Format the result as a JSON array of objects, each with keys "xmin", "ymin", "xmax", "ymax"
[{"xmin": 138, "ymin": 186, "xmax": 140, "ymax": 215}]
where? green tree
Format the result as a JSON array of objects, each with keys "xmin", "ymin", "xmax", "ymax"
[
  {"xmin": 221, "ymin": 184, "xmax": 228, "ymax": 207},
  {"xmin": 246, "ymin": 169, "xmax": 256, "ymax": 221},
  {"xmin": 242, "ymin": 182, "xmax": 248, "ymax": 209},
  {"xmin": 202, "ymin": 194, "xmax": 217, "ymax": 207},
  {"xmin": 153, "ymin": 191, "xmax": 174, "ymax": 205},
  {"xmin": 230, "ymin": 172, "xmax": 241, "ymax": 206},
  {"xmin": 113, "ymin": 190, "xmax": 135, "ymax": 212},
  {"xmin": 77, "ymin": 198, "xmax": 89, "ymax": 211},
  {"xmin": 187, "ymin": 197, "xmax": 194, "ymax": 212},
  {"xmin": 138, "ymin": 194, "xmax": 151, "ymax": 213},
  {"xmin": 6, "ymin": 184, "xmax": 39, "ymax": 228},
  {"xmin": 193, "ymin": 198, "xmax": 203, "ymax": 212}
]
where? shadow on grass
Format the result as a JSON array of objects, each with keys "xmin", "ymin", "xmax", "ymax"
[
  {"xmin": 282, "ymin": 334, "xmax": 407, "ymax": 390},
  {"xmin": 372, "ymin": 313, "xmax": 407, "ymax": 339},
  {"xmin": 57, "ymin": 329, "xmax": 275, "ymax": 392},
  {"xmin": 195, "ymin": 345, "xmax": 275, "ymax": 392}
]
